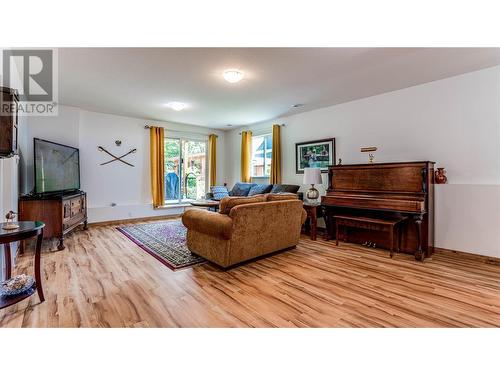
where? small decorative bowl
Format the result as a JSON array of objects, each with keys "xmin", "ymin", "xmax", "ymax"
[{"xmin": 0, "ymin": 274, "xmax": 35, "ymax": 297}]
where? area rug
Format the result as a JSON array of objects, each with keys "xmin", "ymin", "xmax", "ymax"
[{"xmin": 117, "ymin": 220, "xmax": 205, "ymax": 270}]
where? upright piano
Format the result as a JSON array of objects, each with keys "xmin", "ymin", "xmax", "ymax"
[{"xmin": 321, "ymin": 161, "xmax": 435, "ymax": 260}]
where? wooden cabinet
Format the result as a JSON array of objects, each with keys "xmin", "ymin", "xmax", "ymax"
[
  {"xmin": 0, "ymin": 86, "xmax": 19, "ymax": 157},
  {"xmin": 19, "ymin": 191, "xmax": 88, "ymax": 250}
]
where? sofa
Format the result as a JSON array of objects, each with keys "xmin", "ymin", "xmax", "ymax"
[
  {"xmin": 207, "ymin": 182, "xmax": 302, "ymax": 200},
  {"xmin": 182, "ymin": 193, "xmax": 307, "ymax": 268}
]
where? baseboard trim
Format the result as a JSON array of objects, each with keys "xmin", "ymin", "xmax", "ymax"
[
  {"xmin": 434, "ymin": 247, "xmax": 500, "ymax": 265},
  {"xmin": 88, "ymin": 214, "xmax": 182, "ymax": 227}
]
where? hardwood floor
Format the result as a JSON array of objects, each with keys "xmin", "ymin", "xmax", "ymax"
[{"xmin": 1, "ymin": 220, "xmax": 499, "ymax": 327}]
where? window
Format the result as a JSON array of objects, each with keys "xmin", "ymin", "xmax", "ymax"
[
  {"xmin": 251, "ymin": 134, "xmax": 272, "ymax": 177},
  {"xmin": 164, "ymin": 137, "xmax": 208, "ymax": 204}
]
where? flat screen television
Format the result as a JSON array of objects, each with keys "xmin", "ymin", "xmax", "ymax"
[{"xmin": 34, "ymin": 138, "xmax": 80, "ymax": 194}]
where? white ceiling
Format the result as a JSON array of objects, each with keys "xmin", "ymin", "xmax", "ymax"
[{"xmin": 58, "ymin": 48, "xmax": 500, "ymax": 129}]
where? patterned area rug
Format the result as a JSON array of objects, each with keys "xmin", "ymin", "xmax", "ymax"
[{"xmin": 117, "ymin": 220, "xmax": 205, "ymax": 270}]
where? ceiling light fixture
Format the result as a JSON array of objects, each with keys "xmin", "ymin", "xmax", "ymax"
[
  {"xmin": 223, "ymin": 69, "xmax": 244, "ymax": 83},
  {"xmin": 166, "ymin": 101, "xmax": 188, "ymax": 111}
]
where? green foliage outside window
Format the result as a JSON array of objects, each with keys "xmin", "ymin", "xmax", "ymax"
[{"xmin": 164, "ymin": 138, "xmax": 206, "ymax": 201}]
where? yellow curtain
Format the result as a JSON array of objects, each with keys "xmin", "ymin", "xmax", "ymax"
[
  {"xmin": 208, "ymin": 134, "xmax": 217, "ymax": 187},
  {"xmin": 240, "ymin": 130, "xmax": 252, "ymax": 182},
  {"xmin": 270, "ymin": 124, "xmax": 282, "ymax": 184},
  {"xmin": 150, "ymin": 126, "xmax": 165, "ymax": 207}
]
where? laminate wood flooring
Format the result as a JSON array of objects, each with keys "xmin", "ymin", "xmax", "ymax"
[{"xmin": 1, "ymin": 220, "xmax": 499, "ymax": 327}]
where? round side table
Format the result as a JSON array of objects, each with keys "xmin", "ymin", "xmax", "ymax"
[{"xmin": 0, "ymin": 221, "xmax": 45, "ymax": 309}]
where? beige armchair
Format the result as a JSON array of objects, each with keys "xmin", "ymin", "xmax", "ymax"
[{"xmin": 182, "ymin": 195, "xmax": 307, "ymax": 268}]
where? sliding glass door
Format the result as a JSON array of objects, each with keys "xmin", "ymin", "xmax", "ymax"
[
  {"xmin": 181, "ymin": 139, "xmax": 207, "ymax": 200},
  {"xmin": 164, "ymin": 137, "xmax": 207, "ymax": 204},
  {"xmin": 165, "ymin": 138, "xmax": 181, "ymax": 204}
]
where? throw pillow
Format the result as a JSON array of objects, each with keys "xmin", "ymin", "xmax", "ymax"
[
  {"xmin": 229, "ymin": 183, "xmax": 256, "ymax": 196},
  {"xmin": 270, "ymin": 184, "xmax": 300, "ymax": 194},
  {"xmin": 210, "ymin": 185, "xmax": 229, "ymax": 201},
  {"xmin": 248, "ymin": 184, "xmax": 273, "ymax": 196},
  {"xmin": 219, "ymin": 195, "xmax": 266, "ymax": 214}
]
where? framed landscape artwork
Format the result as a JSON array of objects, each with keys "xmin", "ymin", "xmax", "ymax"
[{"xmin": 295, "ymin": 138, "xmax": 335, "ymax": 174}]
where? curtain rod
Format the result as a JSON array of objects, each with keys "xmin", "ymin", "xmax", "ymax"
[
  {"xmin": 144, "ymin": 124, "xmax": 218, "ymax": 137},
  {"xmin": 238, "ymin": 123, "xmax": 285, "ymax": 135}
]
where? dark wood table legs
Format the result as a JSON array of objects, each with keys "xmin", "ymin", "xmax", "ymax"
[
  {"xmin": 3, "ymin": 232, "xmax": 44, "ymax": 302},
  {"xmin": 303, "ymin": 204, "xmax": 322, "ymax": 241},
  {"xmin": 34, "ymin": 230, "xmax": 45, "ymax": 302},
  {"xmin": 4, "ymin": 243, "xmax": 11, "ymax": 280},
  {"xmin": 308, "ymin": 207, "xmax": 318, "ymax": 240},
  {"xmin": 0, "ymin": 221, "xmax": 46, "ymax": 309}
]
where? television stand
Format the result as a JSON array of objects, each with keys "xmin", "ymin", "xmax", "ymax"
[{"xmin": 19, "ymin": 191, "xmax": 88, "ymax": 250}]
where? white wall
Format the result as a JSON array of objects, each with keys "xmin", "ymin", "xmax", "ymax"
[
  {"xmin": 0, "ymin": 156, "xmax": 19, "ymax": 280},
  {"xmin": 0, "ymin": 59, "xmax": 26, "ymax": 277},
  {"xmin": 23, "ymin": 106, "xmax": 80, "ymax": 192},
  {"xmin": 24, "ymin": 106, "xmax": 225, "ymax": 223},
  {"xmin": 225, "ymin": 66, "xmax": 500, "ymax": 258}
]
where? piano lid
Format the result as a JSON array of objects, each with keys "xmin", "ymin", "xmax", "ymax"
[{"xmin": 328, "ymin": 161, "xmax": 434, "ymax": 195}]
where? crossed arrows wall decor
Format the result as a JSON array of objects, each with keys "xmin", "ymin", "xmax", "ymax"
[{"xmin": 98, "ymin": 146, "xmax": 137, "ymax": 167}]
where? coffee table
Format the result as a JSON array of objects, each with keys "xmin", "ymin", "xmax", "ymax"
[{"xmin": 190, "ymin": 199, "xmax": 220, "ymax": 212}]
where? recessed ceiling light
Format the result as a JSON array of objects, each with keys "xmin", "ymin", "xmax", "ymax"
[
  {"xmin": 223, "ymin": 69, "xmax": 244, "ymax": 83},
  {"xmin": 166, "ymin": 101, "xmax": 188, "ymax": 111},
  {"xmin": 292, "ymin": 104, "xmax": 303, "ymax": 108},
  {"xmin": 226, "ymin": 124, "xmax": 233, "ymax": 127}
]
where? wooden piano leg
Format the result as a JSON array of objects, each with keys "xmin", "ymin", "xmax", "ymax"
[{"xmin": 413, "ymin": 214, "xmax": 424, "ymax": 261}]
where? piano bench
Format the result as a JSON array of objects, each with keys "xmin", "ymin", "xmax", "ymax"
[{"xmin": 333, "ymin": 215, "xmax": 407, "ymax": 258}]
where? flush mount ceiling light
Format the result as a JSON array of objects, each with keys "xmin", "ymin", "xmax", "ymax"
[
  {"xmin": 223, "ymin": 69, "xmax": 244, "ymax": 83},
  {"xmin": 166, "ymin": 101, "xmax": 188, "ymax": 111}
]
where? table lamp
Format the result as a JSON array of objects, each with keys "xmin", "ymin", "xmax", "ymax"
[{"xmin": 303, "ymin": 168, "xmax": 323, "ymax": 202}]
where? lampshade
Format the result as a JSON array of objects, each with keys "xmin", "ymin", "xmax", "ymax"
[{"xmin": 303, "ymin": 168, "xmax": 322, "ymax": 185}]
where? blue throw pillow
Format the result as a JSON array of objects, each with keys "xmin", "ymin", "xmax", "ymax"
[
  {"xmin": 248, "ymin": 184, "xmax": 273, "ymax": 196},
  {"xmin": 211, "ymin": 186, "xmax": 229, "ymax": 201},
  {"xmin": 229, "ymin": 183, "xmax": 256, "ymax": 196}
]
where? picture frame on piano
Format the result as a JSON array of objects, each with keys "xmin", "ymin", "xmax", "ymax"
[{"xmin": 295, "ymin": 138, "xmax": 335, "ymax": 174}]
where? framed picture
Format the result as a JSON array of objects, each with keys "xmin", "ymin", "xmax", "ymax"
[{"xmin": 295, "ymin": 138, "xmax": 335, "ymax": 174}]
